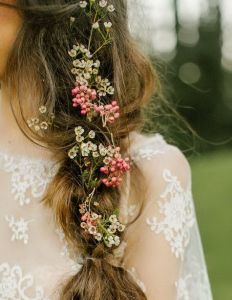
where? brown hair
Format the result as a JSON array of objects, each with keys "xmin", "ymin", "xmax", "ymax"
[{"xmin": 1, "ymin": 0, "xmax": 158, "ymax": 299}]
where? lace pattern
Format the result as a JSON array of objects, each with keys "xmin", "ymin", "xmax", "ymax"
[
  {"xmin": 0, "ymin": 151, "xmax": 59, "ymax": 206},
  {"xmin": 176, "ymin": 274, "xmax": 192, "ymax": 300},
  {"xmin": 0, "ymin": 263, "xmax": 49, "ymax": 300},
  {"xmin": 176, "ymin": 255, "xmax": 213, "ymax": 300},
  {"xmin": 146, "ymin": 169, "xmax": 195, "ymax": 260},
  {"xmin": 5, "ymin": 215, "xmax": 34, "ymax": 245},
  {"xmin": 130, "ymin": 133, "xmax": 166, "ymax": 162},
  {"xmin": 0, "ymin": 133, "xmax": 213, "ymax": 300}
]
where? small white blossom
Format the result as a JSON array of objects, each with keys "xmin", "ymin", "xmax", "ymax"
[
  {"xmin": 80, "ymin": 1, "xmax": 87, "ymax": 8},
  {"xmin": 68, "ymin": 147, "xmax": 78, "ymax": 159},
  {"xmin": 92, "ymin": 144, "xmax": 98, "ymax": 151},
  {"xmin": 91, "ymin": 213, "xmax": 99, "ymax": 220},
  {"xmin": 85, "ymin": 60, "xmax": 94, "ymax": 69},
  {"xmin": 73, "ymin": 59, "xmax": 80, "ymax": 67},
  {"xmin": 79, "ymin": 208, "xmax": 85, "ymax": 214},
  {"xmin": 94, "ymin": 60, "xmax": 101, "ymax": 68},
  {"xmin": 92, "ymin": 22, "xmax": 100, "ymax": 29},
  {"xmin": 68, "ymin": 49, "xmax": 77, "ymax": 57},
  {"xmin": 79, "ymin": 60, "xmax": 86, "ymax": 68},
  {"xmin": 99, "ymin": 91, "xmax": 106, "ymax": 97},
  {"xmin": 76, "ymin": 135, "xmax": 85, "ymax": 143},
  {"xmin": 34, "ymin": 125, "xmax": 40, "ymax": 131},
  {"xmin": 75, "ymin": 126, "xmax": 84, "ymax": 135},
  {"xmin": 92, "ymin": 68, "xmax": 99, "ymax": 75},
  {"xmin": 81, "ymin": 222, "xmax": 87, "ymax": 229},
  {"xmin": 109, "ymin": 214, "xmax": 118, "ymax": 223},
  {"xmin": 95, "ymin": 233, "xmax": 103, "ymax": 241},
  {"xmin": 39, "ymin": 105, "xmax": 47, "ymax": 113},
  {"xmin": 81, "ymin": 150, "xmax": 90, "ymax": 157},
  {"xmin": 27, "ymin": 120, "xmax": 33, "ymax": 127},
  {"xmin": 84, "ymin": 72, "xmax": 91, "ymax": 79},
  {"xmin": 88, "ymin": 130, "xmax": 96, "ymax": 139},
  {"xmin": 79, "ymin": 44, "xmax": 86, "ymax": 52},
  {"xmin": 117, "ymin": 224, "xmax": 125, "ymax": 232},
  {"xmin": 88, "ymin": 226, "xmax": 97, "ymax": 234},
  {"xmin": 107, "ymin": 86, "xmax": 114, "ymax": 94},
  {"xmin": 73, "ymin": 44, "xmax": 80, "ymax": 51},
  {"xmin": 108, "ymin": 236, "xmax": 114, "ymax": 241},
  {"xmin": 70, "ymin": 16, "xmax": 76, "ymax": 23},
  {"xmin": 71, "ymin": 68, "xmax": 78, "ymax": 74},
  {"xmin": 107, "ymin": 4, "xmax": 115, "ymax": 12},
  {"xmin": 104, "ymin": 21, "xmax": 112, "ymax": 29},
  {"xmin": 86, "ymin": 51, "xmax": 93, "ymax": 58},
  {"xmin": 81, "ymin": 143, "xmax": 90, "ymax": 156},
  {"xmin": 107, "ymin": 147, "xmax": 115, "ymax": 156},
  {"xmin": 32, "ymin": 117, "xmax": 39, "ymax": 124},
  {"xmin": 103, "ymin": 157, "xmax": 111, "ymax": 164},
  {"xmin": 93, "ymin": 151, "xmax": 100, "ymax": 157},
  {"xmin": 114, "ymin": 236, "xmax": 120, "ymax": 246},
  {"xmin": 99, "ymin": 0, "xmax": 107, "ymax": 7},
  {"xmin": 40, "ymin": 121, "xmax": 48, "ymax": 130},
  {"xmin": 104, "ymin": 78, "xmax": 110, "ymax": 85},
  {"xmin": 108, "ymin": 228, "xmax": 116, "ymax": 234},
  {"xmin": 76, "ymin": 76, "xmax": 89, "ymax": 86},
  {"xmin": 99, "ymin": 144, "xmax": 108, "ymax": 156}
]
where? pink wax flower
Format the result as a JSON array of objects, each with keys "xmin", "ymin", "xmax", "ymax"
[
  {"xmin": 100, "ymin": 156, "xmax": 130, "ymax": 188},
  {"xmin": 72, "ymin": 83, "xmax": 120, "ymax": 124},
  {"xmin": 72, "ymin": 84, "xmax": 97, "ymax": 115},
  {"xmin": 94, "ymin": 100, "xmax": 120, "ymax": 124}
]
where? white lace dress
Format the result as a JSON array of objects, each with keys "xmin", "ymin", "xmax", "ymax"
[{"xmin": 0, "ymin": 130, "xmax": 213, "ymax": 300}]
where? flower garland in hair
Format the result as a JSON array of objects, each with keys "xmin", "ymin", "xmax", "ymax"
[
  {"xmin": 27, "ymin": 106, "xmax": 55, "ymax": 131},
  {"xmin": 67, "ymin": 0, "xmax": 130, "ymax": 248}
]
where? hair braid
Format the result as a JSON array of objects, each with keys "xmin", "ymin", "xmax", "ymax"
[{"xmin": 3, "ymin": 0, "xmax": 157, "ymax": 299}]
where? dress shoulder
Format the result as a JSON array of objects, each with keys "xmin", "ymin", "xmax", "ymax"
[
  {"xmin": 119, "ymin": 131, "xmax": 213, "ymax": 300},
  {"xmin": 128, "ymin": 130, "xmax": 192, "ymax": 188}
]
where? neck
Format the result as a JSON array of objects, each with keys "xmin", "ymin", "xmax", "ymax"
[
  {"xmin": 0, "ymin": 81, "xmax": 53, "ymax": 158},
  {"xmin": 0, "ymin": 81, "xmax": 21, "ymax": 138},
  {"xmin": 0, "ymin": 80, "xmax": 36, "ymax": 151}
]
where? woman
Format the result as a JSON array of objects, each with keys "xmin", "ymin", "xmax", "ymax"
[{"xmin": 0, "ymin": 0, "xmax": 213, "ymax": 299}]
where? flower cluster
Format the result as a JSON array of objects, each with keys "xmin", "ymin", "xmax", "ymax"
[
  {"xmin": 79, "ymin": 0, "xmax": 115, "ymax": 13},
  {"xmin": 100, "ymin": 151, "xmax": 130, "ymax": 188},
  {"xmin": 69, "ymin": 43, "xmax": 114, "ymax": 96},
  {"xmin": 80, "ymin": 201, "xmax": 126, "ymax": 246},
  {"xmin": 71, "ymin": 85, "xmax": 97, "ymax": 114},
  {"xmin": 71, "ymin": 84, "xmax": 119, "ymax": 125},
  {"xmin": 68, "ymin": 126, "xmax": 130, "ymax": 188},
  {"xmin": 27, "ymin": 105, "xmax": 55, "ymax": 131},
  {"xmin": 94, "ymin": 100, "xmax": 120, "ymax": 125},
  {"xmin": 67, "ymin": 1, "xmax": 130, "ymax": 248},
  {"xmin": 69, "ymin": 42, "xmax": 119, "ymax": 125},
  {"xmin": 69, "ymin": 44, "xmax": 99, "ymax": 86}
]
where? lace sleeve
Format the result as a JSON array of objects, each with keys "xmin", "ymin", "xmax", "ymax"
[{"xmin": 120, "ymin": 135, "xmax": 212, "ymax": 300}]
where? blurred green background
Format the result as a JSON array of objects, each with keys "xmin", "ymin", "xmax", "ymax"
[
  {"xmin": 132, "ymin": 1, "xmax": 232, "ymax": 299},
  {"xmin": 190, "ymin": 151, "xmax": 232, "ymax": 300},
  {"xmin": 171, "ymin": 4, "xmax": 232, "ymax": 299}
]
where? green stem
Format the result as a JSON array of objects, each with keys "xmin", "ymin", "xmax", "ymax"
[
  {"xmin": 87, "ymin": 187, "xmax": 96, "ymax": 211},
  {"xmin": 98, "ymin": 219, "xmax": 110, "ymax": 236},
  {"xmin": 91, "ymin": 40, "xmax": 111, "ymax": 57},
  {"xmin": 88, "ymin": 6, "xmax": 99, "ymax": 50},
  {"xmin": 98, "ymin": 27, "xmax": 107, "ymax": 42}
]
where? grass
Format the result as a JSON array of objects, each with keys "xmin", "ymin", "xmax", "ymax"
[{"xmin": 190, "ymin": 150, "xmax": 232, "ymax": 300}]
